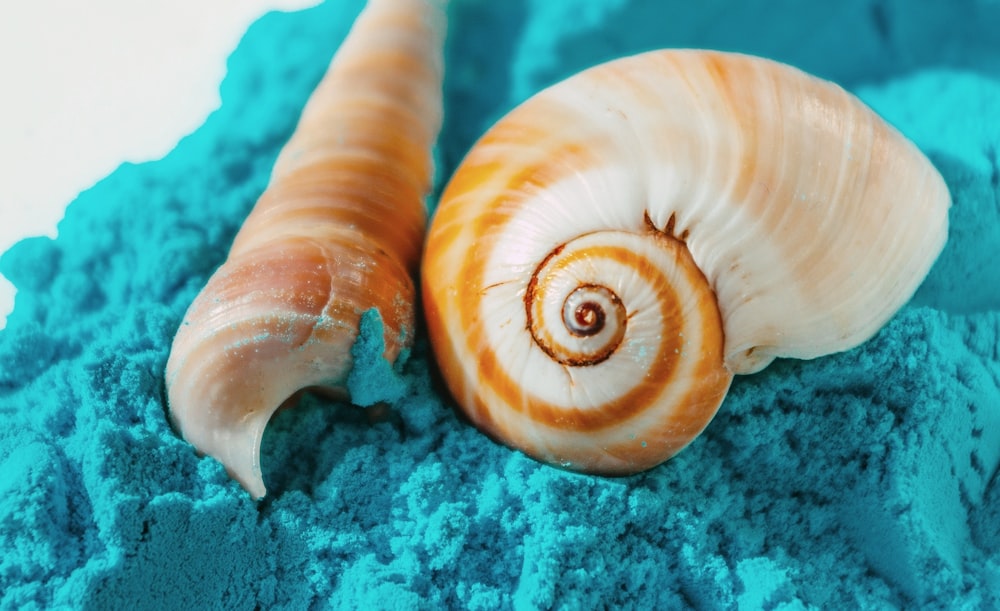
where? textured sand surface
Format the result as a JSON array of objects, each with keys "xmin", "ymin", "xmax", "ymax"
[{"xmin": 1, "ymin": 1, "xmax": 997, "ymax": 607}]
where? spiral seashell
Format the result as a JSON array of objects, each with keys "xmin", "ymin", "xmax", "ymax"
[
  {"xmin": 422, "ymin": 50, "xmax": 950, "ymax": 475},
  {"xmin": 165, "ymin": 0, "xmax": 446, "ymax": 498}
]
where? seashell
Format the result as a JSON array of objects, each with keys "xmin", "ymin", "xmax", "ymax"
[
  {"xmin": 422, "ymin": 50, "xmax": 950, "ymax": 475},
  {"xmin": 165, "ymin": 0, "xmax": 446, "ymax": 499}
]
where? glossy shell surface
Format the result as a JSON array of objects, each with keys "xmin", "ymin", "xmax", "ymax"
[
  {"xmin": 166, "ymin": 0, "xmax": 446, "ymax": 498},
  {"xmin": 422, "ymin": 49, "xmax": 950, "ymax": 474}
]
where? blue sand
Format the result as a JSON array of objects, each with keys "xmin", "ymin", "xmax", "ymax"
[{"xmin": 2, "ymin": 0, "xmax": 998, "ymax": 607}]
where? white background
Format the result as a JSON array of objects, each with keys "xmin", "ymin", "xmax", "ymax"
[{"xmin": 0, "ymin": 0, "xmax": 319, "ymax": 329}]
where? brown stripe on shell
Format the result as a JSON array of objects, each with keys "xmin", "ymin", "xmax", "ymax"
[{"xmin": 233, "ymin": 157, "xmax": 429, "ymax": 272}]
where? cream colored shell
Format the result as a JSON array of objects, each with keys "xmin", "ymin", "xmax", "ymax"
[
  {"xmin": 422, "ymin": 50, "xmax": 950, "ymax": 475},
  {"xmin": 165, "ymin": 0, "xmax": 446, "ymax": 499}
]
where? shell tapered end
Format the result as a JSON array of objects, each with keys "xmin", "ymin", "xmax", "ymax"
[{"xmin": 175, "ymin": 407, "xmax": 271, "ymax": 501}]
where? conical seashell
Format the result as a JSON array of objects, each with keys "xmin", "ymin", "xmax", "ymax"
[
  {"xmin": 422, "ymin": 50, "xmax": 950, "ymax": 475},
  {"xmin": 165, "ymin": 0, "xmax": 446, "ymax": 498}
]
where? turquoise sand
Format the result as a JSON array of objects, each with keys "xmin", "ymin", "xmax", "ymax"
[{"xmin": 2, "ymin": 0, "xmax": 998, "ymax": 607}]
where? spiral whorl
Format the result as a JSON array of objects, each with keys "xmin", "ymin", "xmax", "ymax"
[{"xmin": 423, "ymin": 49, "xmax": 949, "ymax": 474}]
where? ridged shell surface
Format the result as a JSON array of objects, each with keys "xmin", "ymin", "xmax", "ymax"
[
  {"xmin": 422, "ymin": 49, "xmax": 950, "ymax": 475},
  {"xmin": 166, "ymin": 0, "xmax": 446, "ymax": 498}
]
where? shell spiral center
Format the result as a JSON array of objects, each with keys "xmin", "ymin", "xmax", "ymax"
[{"xmin": 526, "ymin": 240, "xmax": 632, "ymax": 367}]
